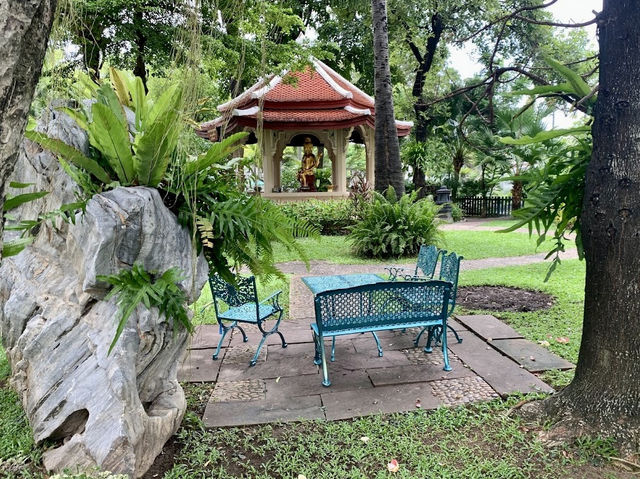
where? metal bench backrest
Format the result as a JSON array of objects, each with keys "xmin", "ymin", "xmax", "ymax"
[
  {"xmin": 208, "ymin": 274, "xmax": 259, "ymax": 320},
  {"xmin": 314, "ymin": 281, "xmax": 451, "ymax": 334},
  {"xmin": 439, "ymin": 251, "xmax": 462, "ymax": 312},
  {"xmin": 414, "ymin": 244, "xmax": 442, "ymax": 278}
]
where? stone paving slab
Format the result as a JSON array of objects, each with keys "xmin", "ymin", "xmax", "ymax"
[
  {"xmin": 448, "ymin": 331, "xmax": 553, "ymax": 395},
  {"xmin": 178, "ymin": 348, "xmax": 221, "ymax": 383},
  {"xmin": 189, "ymin": 324, "xmax": 229, "ymax": 350},
  {"xmin": 455, "ymin": 315, "xmax": 523, "ymax": 341},
  {"xmin": 366, "ymin": 359, "xmax": 474, "ymax": 387},
  {"xmin": 211, "ymin": 379, "xmax": 266, "ymax": 402},
  {"xmin": 204, "ymin": 395, "xmax": 325, "ymax": 427},
  {"xmin": 265, "ymin": 370, "xmax": 373, "ymax": 400},
  {"xmin": 322, "ymin": 382, "xmax": 441, "ymax": 421},
  {"xmin": 490, "ymin": 338, "xmax": 575, "ymax": 373}
]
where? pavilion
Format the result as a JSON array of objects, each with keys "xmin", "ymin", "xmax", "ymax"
[{"xmin": 197, "ymin": 59, "xmax": 412, "ymax": 200}]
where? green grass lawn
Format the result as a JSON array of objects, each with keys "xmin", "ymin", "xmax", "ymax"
[
  {"xmin": 3, "ymin": 259, "xmax": 627, "ymax": 479},
  {"xmin": 271, "ymin": 230, "xmax": 565, "ymax": 264},
  {"xmin": 459, "ymin": 259, "xmax": 585, "ymax": 388}
]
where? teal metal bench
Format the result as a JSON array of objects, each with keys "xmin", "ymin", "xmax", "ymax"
[
  {"xmin": 414, "ymin": 251, "xmax": 463, "ymax": 349},
  {"xmin": 205, "ymin": 274, "xmax": 287, "ymax": 366},
  {"xmin": 311, "ymin": 280, "xmax": 453, "ymax": 386},
  {"xmin": 386, "ymin": 244, "xmax": 443, "ymax": 281}
]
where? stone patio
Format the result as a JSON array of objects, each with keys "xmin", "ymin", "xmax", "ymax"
[{"xmin": 179, "ymin": 313, "xmax": 573, "ymax": 427}]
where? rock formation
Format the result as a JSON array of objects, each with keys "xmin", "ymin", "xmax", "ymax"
[{"xmin": 0, "ymin": 108, "xmax": 207, "ymax": 477}]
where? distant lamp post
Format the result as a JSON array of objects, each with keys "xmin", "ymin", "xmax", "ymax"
[{"xmin": 435, "ymin": 185, "xmax": 452, "ymax": 222}]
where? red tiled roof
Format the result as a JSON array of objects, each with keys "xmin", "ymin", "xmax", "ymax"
[{"xmin": 200, "ymin": 59, "xmax": 412, "ymax": 140}]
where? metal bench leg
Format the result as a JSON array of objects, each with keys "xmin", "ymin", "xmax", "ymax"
[
  {"xmin": 250, "ymin": 334, "xmax": 268, "ymax": 367},
  {"xmin": 441, "ymin": 322, "xmax": 452, "ymax": 372},
  {"xmin": 313, "ymin": 331, "xmax": 322, "ymax": 366},
  {"xmin": 423, "ymin": 326, "xmax": 437, "ymax": 353},
  {"xmin": 330, "ymin": 336, "xmax": 336, "ymax": 362},
  {"xmin": 414, "ymin": 326, "xmax": 428, "ymax": 347},
  {"xmin": 372, "ymin": 332, "xmax": 383, "ymax": 357},
  {"xmin": 448, "ymin": 324, "xmax": 463, "ymax": 343},
  {"xmin": 212, "ymin": 322, "xmax": 234, "ymax": 360},
  {"xmin": 276, "ymin": 331, "xmax": 288, "ymax": 348},
  {"xmin": 236, "ymin": 325, "xmax": 248, "ymax": 343},
  {"xmin": 320, "ymin": 334, "xmax": 331, "ymax": 387}
]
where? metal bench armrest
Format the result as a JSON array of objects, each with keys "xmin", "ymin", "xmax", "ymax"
[{"xmin": 260, "ymin": 290, "xmax": 282, "ymax": 310}]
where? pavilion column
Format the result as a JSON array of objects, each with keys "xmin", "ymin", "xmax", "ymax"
[
  {"xmin": 260, "ymin": 129, "xmax": 286, "ymax": 193},
  {"xmin": 362, "ymin": 126, "xmax": 376, "ymax": 187},
  {"xmin": 328, "ymin": 127, "xmax": 352, "ymax": 194}
]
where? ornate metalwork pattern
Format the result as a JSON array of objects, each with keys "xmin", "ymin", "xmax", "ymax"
[
  {"xmin": 312, "ymin": 280, "xmax": 453, "ymax": 386},
  {"xmin": 205, "ymin": 274, "xmax": 287, "ymax": 366},
  {"xmin": 415, "ymin": 244, "xmax": 441, "ymax": 279},
  {"xmin": 439, "ymin": 251, "xmax": 462, "ymax": 311},
  {"xmin": 208, "ymin": 274, "xmax": 257, "ymax": 307}
]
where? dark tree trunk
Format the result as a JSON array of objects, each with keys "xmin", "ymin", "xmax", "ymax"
[
  {"xmin": 371, "ymin": 0, "xmax": 404, "ymax": 196},
  {"xmin": 538, "ymin": 0, "xmax": 640, "ymax": 446},
  {"xmin": 511, "ymin": 180, "xmax": 523, "ymax": 210},
  {"xmin": 133, "ymin": 8, "xmax": 148, "ymax": 92},
  {"xmin": 452, "ymin": 147, "xmax": 465, "ymax": 201},
  {"xmin": 409, "ymin": 13, "xmax": 443, "ymax": 198},
  {"xmin": 0, "ymin": 0, "xmax": 57, "ymax": 260}
]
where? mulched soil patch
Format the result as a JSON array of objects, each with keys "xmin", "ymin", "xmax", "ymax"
[{"xmin": 457, "ymin": 285, "xmax": 554, "ymax": 312}]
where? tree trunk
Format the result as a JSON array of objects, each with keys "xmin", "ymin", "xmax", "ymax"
[
  {"xmin": 536, "ymin": 0, "xmax": 640, "ymax": 447},
  {"xmin": 410, "ymin": 13, "xmax": 443, "ymax": 198},
  {"xmin": 0, "ymin": 0, "xmax": 57, "ymax": 260},
  {"xmin": 133, "ymin": 8, "xmax": 148, "ymax": 92},
  {"xmin": 511, "ymin": 180, "xmax": 523, "ymax": 211},
  {"xmin": 371, "ymin": 0, "xmax": 404, "ymax": 196}
]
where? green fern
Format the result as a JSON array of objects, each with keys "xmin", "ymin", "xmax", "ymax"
[
  {"xmin": 98, "ymin": 263, "xmax": 192, "ymax": 354},
  {"xmin": 349, "ymin": 186, "xmax": 442, "ymax": 258}
]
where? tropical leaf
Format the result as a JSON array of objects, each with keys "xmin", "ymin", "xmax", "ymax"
[
  {"xmin": 545, "ymin": 56, "xmax": 592, "ymax": 99},
  {"xmin": 499, "ymin": 126, "xmax": 590, "ymax": 145},
  {"xmin": 3, "ymin": 191, "xmax": 49, "ymax": 211},
  {"xmin": 133, "ymin": 85, "xmax": 182, "ymax": 186},
  {"xmin": 509, "ymin": 83, "xmax": 573, "ymax": 96},
  {"xmin": 9, "ymin": 182, "xmax": 35, "ymax": 189},
  {"xmin": 90, "ymin": 102, "xmax": 135, "ymax": 183},
  {"xmin": 24, "ymin": 130, "xmax": 112, "ymax": 184},
  {"xmin": 2, "ymin": 238, "xmax": 34, "ymax": 257},
  {"xmin": 109, "ymin": 67, "xmax": 132, "ymax": 108}
]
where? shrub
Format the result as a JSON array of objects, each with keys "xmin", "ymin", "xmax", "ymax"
[
  {"xmin": 448, "ymin": 203, "xmax": 464, "ymax": 222},
  {"xmin": 349, "ymin": 187, "xmax": 442, "ymax": 258},
  {"xmin": 279, "ymin": 199, "xmax": 355, "ymax": 235}
]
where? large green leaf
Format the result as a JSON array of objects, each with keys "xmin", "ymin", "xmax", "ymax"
[
  {"xmin": 90, "ymin": 102, "xmax": 135, "ymax": 183},
  {"xmin": 133, "ymin": 85, "xmax": 182, "ymax": 186},
  {"xmin": 25, "ymin": 130, "xmax": 112, "ymax": 183},
  {"xmin": 2, "ymin": 238, "xmax": 34, "ymax": 258},
  {"xmin": 183, "ymin": 132, "xmax": 248, "ymax": 177},
  {"xmin": 3, "ymin": 191, "xmax": 49, "ymax": 211},
  {"xmin": 509, "ymin": 83, "xmax": 573, "ymax": 96},
  {"xmin": 545, "ymin": 57, "xmax": 593, "ymax": 100},
  {"xmin": 499, "ymin": 126, "xmax": 590, "ymax": 145}
]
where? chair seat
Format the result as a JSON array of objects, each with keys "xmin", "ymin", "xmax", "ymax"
[{"xmin": 218, "ymin": 302, "xmax": 278, "ymax": 322}]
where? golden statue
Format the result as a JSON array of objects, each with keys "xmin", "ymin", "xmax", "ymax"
[{"xmin": 298, "ymin": 136, "xmax": 323, "ymax": 191}]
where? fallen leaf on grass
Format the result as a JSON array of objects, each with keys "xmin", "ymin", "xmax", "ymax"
[
  {"xmin": 556, "ymin": 337, "xmax": 570, "ymax": 344},
  {"xmin": 538, "ymin": 340, "xmax": 550, "ymax": 347},
  {"xmin": 387, "ymin": 459, "xmax": 400, "ymax": 473},
  {"xmin": 298, "ymin": 475, "xmax": 307, "ymax": 479},
  {"xmin": 360, "ymin": 436, "xmax": 370, "ymax": 443}
]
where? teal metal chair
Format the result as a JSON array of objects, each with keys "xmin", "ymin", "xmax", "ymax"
[
  {"xmin": 205, "ymin": 274, "xmax": 287, "ymax": 366},
  {"xmin": 386, "ymin": 244, "xmax": 444, "ymax": 281},
  {"xmin": 414, "ymin": 251, "xmax": 464, "ymax": 350}
]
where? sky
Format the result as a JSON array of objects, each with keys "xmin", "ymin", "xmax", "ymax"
[{"xmin": 450, "ymin": 0, "xmax": 602, "ymax": 79}]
